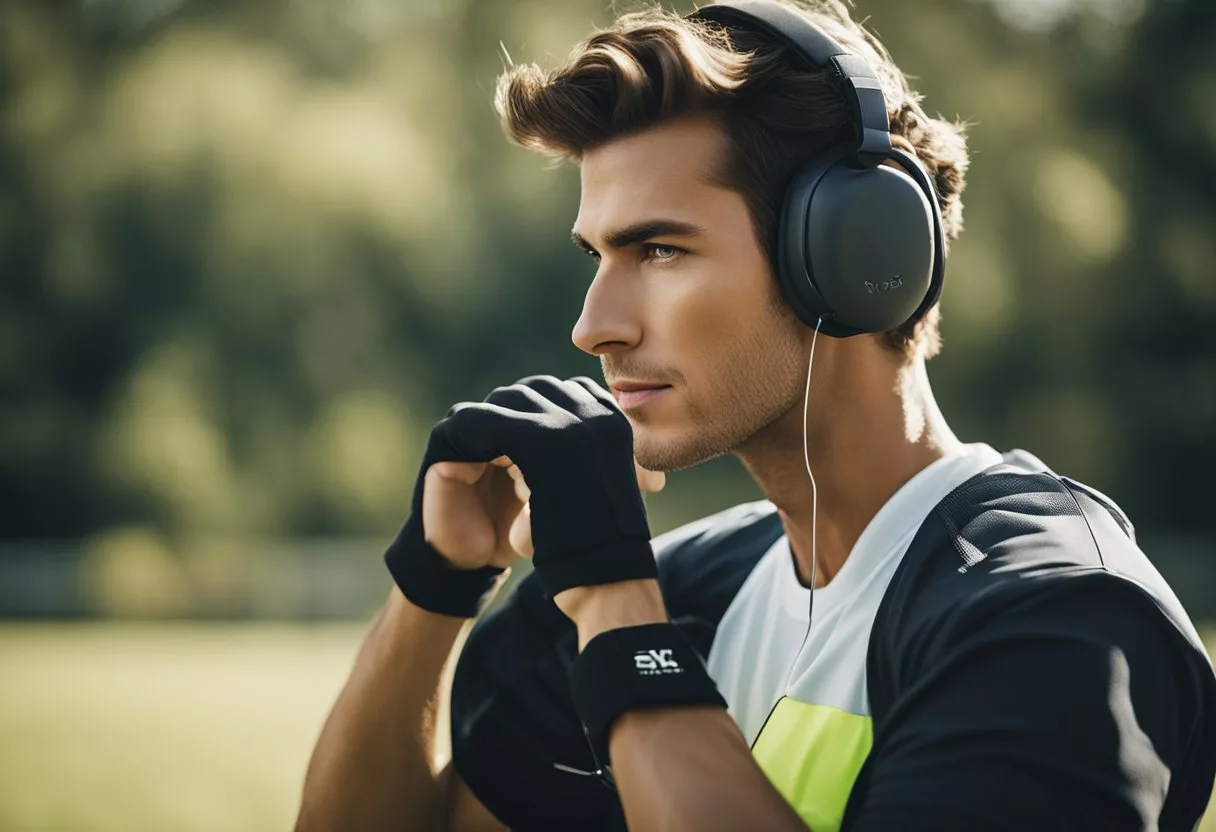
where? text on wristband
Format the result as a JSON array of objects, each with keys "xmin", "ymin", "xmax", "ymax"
[{"xmin": 633, "ymin": 649, "xmax": 684, "ymax": 675}]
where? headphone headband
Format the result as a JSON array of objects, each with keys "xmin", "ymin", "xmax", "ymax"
[
  {"xmin": 689, "ymin": 0, "xmax": 891, "ymax": 165},
  {"xmin": 688, "ymin": 0, "xmax": 945, "ymax": 338}
]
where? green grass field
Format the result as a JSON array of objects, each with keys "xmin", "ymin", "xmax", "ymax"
[
  {"xmin": 0, "ymin": 623, "xmax": 367, "ymax": 831},
  {"xmin": 1, "ymin": 622, "xmax": 1213, "ymax": 831}
]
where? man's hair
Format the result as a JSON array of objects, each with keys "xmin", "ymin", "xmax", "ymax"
[{"xmin": 494, "ymin": 0, "xmax": 970, "ymax": 358}]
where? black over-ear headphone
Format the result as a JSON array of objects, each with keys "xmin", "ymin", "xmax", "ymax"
[{"xmin": 687, "ymin": 0, "xmax": 946, "ymax": 338}]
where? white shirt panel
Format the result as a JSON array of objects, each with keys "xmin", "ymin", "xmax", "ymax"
[{"xmin": 707, "ymin": 444, "xmax": 1003, "ymax": 746}]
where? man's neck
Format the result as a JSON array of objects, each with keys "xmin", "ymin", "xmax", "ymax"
[{"xmin": 734, "ymin": 351, "xmax": 962, "ymax": 588}]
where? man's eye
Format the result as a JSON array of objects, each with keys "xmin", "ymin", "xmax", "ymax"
[
  {"xmin": 644, "ymin": 244, "xmax": 683, "ymax": 263},
  {"xmin": 584, "ymin": 248, "xmax": 601, "ymax": 263}
]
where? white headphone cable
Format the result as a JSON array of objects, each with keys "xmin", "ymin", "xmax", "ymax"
[
  {"xmin": 777, "ymin": 315, "xmax": 825, "ymax": 698},
  {"xmin": 802, "ymin": 315, "xmax": 824, "ymax": 597}
]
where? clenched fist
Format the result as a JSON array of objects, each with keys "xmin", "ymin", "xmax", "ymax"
[
  {"xmin": 423, "ymin": 455, "xmax": 666, "ymax": 570},
  {"xmin": 385, "ymin": 375, "xmax": 665, "ymax": 617}
]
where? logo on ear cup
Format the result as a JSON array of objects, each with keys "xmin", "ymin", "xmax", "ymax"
[{"xmin": 864, "ymin": 275, "xmax": 904, "ymax": 294}]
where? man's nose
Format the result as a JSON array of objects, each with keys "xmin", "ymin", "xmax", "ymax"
[{"xmin": 571, "ymin": 267, "xmax": 643, "ymax": 357}]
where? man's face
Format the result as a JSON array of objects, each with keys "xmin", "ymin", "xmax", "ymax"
[{"xmin": 571, "ymin": 115, "xmax": 807, "ymax": 471}]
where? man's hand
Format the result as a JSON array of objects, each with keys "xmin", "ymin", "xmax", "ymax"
[
  {"xmin": 423, "ymin": 410, "xmax": 664, "ymax": 567},
  {"xmin": 421, "ymin": 455, "xmax": 526, "ymax": 571},
  {"xmin": 495, "ymin": 458, "xmax": 665, "ymax": 559},
  {"xmin": 438, "ymin": 375, "xmax": 663, "ymax": 599}
]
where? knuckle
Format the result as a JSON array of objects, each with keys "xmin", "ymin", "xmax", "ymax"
[
  {"xmin": 444, "ymin": 400, "xmax": 476, "ymax": 419},
  {"xmin": 514, "ymin": 374, "xmax": 559, "ymax": 388},
  {"xmin": 485, "ymin": 383, "xmax": 536, "ymax": 405}
]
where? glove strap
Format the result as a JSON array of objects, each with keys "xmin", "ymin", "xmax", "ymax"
[
  {"xmin": 534, "ymin": 536, "xmax": 657, "ymax": 598},
  {"xmin": 384, "ymin": 515, "xmax": 505, "ymax": 618},
  {"xmin": 570, "ymin": 623, "xmax": 727, "ymax": 765}
]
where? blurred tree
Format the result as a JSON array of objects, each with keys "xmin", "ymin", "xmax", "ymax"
[{"xmin": 0, "ymin": 0, "xmax": 1212, "ymax": 548}]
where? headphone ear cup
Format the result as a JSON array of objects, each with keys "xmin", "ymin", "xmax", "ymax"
[
  {"xmin": 777, "ymin": 147, "xmax": 945, "ymax": 337},
  {"xmin": 776, "ymin": 147, "xmax": 849, "ymax": 332},
  {"xmin": 805, "ymin": 161, "xmax": 936, "ymax": 334},
  {"xmin": 885, "ymin": 147, "xmax": 947, "ymax": 327}
]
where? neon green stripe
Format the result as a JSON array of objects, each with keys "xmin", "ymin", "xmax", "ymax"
[{"xmin": 751, "ymin": 698, "xmax": 873, "ymax": 832}]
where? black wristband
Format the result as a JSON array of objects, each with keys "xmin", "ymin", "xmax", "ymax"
[
  {"xmin": 570, "ymin": 622, "xmax": 727, "ymax": 765},
  {"xmin": 384, "ymin": 514, "xmax": 505, "ymax": 618}
]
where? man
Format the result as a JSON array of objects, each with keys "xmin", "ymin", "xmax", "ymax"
[{"xmin": 296, "ymin": 1, "xmax": 1216, "ymax": 830}]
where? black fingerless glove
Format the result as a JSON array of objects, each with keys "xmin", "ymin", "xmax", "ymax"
[{"xmin": 438, "ymin": 375, "xmax": 657, "ymax": 597}]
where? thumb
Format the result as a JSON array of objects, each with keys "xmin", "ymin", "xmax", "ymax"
[{"xmin": 636, "ymin": 460, "xmax": 666, "ymax": 493}]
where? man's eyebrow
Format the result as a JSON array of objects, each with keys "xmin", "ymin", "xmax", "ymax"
[{"xmin": 570, "ymin": 219, "xmax": 706, "ymax": 252}]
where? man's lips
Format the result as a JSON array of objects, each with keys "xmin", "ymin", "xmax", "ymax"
[{"xmin": 610, "ymin": 382, "xmax": 673, "ymax": 410}]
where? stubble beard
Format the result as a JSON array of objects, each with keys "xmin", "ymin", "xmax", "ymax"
[{"xmin": 632, "ymin": 303, "xmax": 807, "ymax": 472}]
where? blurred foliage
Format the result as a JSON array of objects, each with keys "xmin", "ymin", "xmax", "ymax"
[{"xmin": 1, "ymin": 0, "xmax": 1214, "ymax": 552}]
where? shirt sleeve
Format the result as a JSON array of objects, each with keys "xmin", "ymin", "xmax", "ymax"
[
  {"xmin": 449, "ymin": 569, "xmax": 717, "ymax": 832},
  {"xmin": 450, "ymin": 569, "xmax": 628, "ymax": 832},
  {"xmin": 844, "ymin": 575, "xmax": 1216, "ymax": 832}
]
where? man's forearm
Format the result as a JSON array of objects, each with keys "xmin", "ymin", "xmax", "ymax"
[
  {"xmin": 571, "ymin": 581, "xmax": 806, "ymax": 832},
  {"xmin": 296, "ymin": 586, "xmax": 466, "ymax": 832},
  {"xmin": 610, "ymin": 706, "xmax": 806, "ymax": 832}
]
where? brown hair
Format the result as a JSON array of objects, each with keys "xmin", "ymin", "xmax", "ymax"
[{"xmin": 495, "ymin": 0, "xmax": 969, "ymax": 358}]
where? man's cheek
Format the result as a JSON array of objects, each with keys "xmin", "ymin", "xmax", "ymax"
[{"xmin": 666, "ymin": 295, "xmax": 734, "ymax": 363}]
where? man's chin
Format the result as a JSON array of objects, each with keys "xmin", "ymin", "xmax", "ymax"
[{"xmin": 632, "ymin": 429, "xmax": 733, "ymax": 473}]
